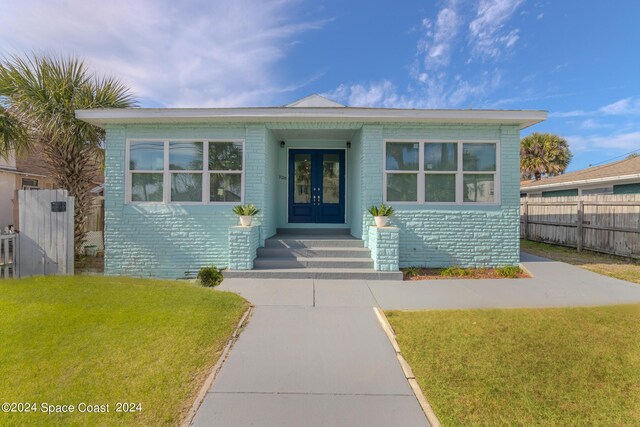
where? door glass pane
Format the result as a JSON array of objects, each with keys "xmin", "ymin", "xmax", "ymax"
[
  {"xmin": 171, "ymin": 173, "xmax": 202, "ymax": 202},
  {"xmin": 425, "ymin": 174, "xmax": 456, "ymax": 202},
  {"xmin": 210, "ymin": 173, "xmax": 241, "ymax": 202},
  {"xmin": 424, "ymin": 143, "xmax": 457, "ymax": 171},
  {"xmin": 130, "ymin": 141, "xmax": 164, "ymax": 170},
  {"xmin": 322, "ymin": 153, "xmax": 340, "ymax": 204},
  {"xmin": 463, "ymin": 143, "xmax": 496, "ymax": 171},
  {"xmin": 209, "ymin": 142, "xmax": 243, "ymax": 170},
  {"xmin": 294, "ymin": 154, "xmax": 311, "ymax": 203},
  {"xmin": 131, "ymin": 173, "xmax": 163, "ymax": 202},
  {"xmin": 463, "ymin": 174, "xmax": 495, "ymax": 202},
  {"xmin": 386, "ymin": 174, "xmax": 418, "ymax": 201},
  {"xmin": 169, "ymin": 141, "xmax": 203, "ymax": 170},
  {"xmin": 386, "ymin": 143, "xmax": 419, "ymax": 171}
]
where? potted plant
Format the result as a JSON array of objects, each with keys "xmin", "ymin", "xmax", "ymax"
[
  {"xmin": 368, "ymin": 204, "xmax": 394, "ymax": 227},
  {"xmin": 232, "ymin": 204, "xmax": 260, "ymax": 226}
]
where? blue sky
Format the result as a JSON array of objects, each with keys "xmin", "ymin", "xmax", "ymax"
[{"xmin": 1, "ymin": 0, "xmax": 639, "ymax": 171}]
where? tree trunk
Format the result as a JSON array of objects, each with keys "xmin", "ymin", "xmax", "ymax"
[{"xmin": 534, "ymin": 171, "xmax": 542, "ymax": 181}]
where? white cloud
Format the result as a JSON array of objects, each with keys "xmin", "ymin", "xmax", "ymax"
[
  {"xmin": 551, "ymin": 97, "xmax": 640, "ymax": 118},
  {"xmin": 0, "ymin": 0, "xmax": 327, "ymax": 107},
  {"xmin": 420, "ymin": 2, "xmax": 461, "ymax": 69},
  {"xmin": 468, "ymin": 0, "xmax": 525, "ymax": 58},
  {"xmin": 326, "ymin": 0, "xmax": 524, "ymax": 109},
  {"xmin": 564, "ymin": 131, "xmax": 640, "ymax": 152}
]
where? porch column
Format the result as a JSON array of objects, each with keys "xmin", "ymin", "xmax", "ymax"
[
  {"xmin": 368, "ymin": 226, "xmax": 399, "ymax": 271},
  {"xmin": 228, "ymin": 225, "xmax": 260, "ymax": 270}
]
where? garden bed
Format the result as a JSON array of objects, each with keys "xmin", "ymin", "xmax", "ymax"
[{"xmin": 402, "ymin": 265, "xmax": 529, "ymax": 280}]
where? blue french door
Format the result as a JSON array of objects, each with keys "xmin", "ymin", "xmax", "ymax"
[{"xmin": 288, "ymin": 149, "xmax": 345, "ymax": 223}]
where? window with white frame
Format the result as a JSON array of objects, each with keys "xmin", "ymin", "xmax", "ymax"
[
  {"xmin": 127, "ymin": 140, "xmax": 244, "ymax": 203},
  {"xmin": 384, "ymin": 141, "xmax": 498, "ymax": 204}
]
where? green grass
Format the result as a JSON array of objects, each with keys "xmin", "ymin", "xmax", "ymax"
[
  {"xmin": 386, "ymin": 305, "xmax": 640, "ymax": 426},
  {"xmin": 0, "ymin": 276, "xmax": 248, "ymax": 426},
  {"xmin": 521, "ymin": 239, "xmax": 640, "ymax": 284}
]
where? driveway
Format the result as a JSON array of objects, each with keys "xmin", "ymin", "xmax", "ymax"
[{"xmin": 191, "ymin": 253, "xmax": 640, "ymax": 426}]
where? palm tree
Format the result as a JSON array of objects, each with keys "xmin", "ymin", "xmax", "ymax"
[
  {"xmin": 520, "ymin": 133, "xmax": 572, "ymax": 181},
  {"xmin": 0, "ymin": 54, "xmax": 136, "ymax": 254}
]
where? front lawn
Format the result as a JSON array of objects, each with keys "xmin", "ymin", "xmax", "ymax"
[
  {"xmin": 0, "ymin": 276, "xmax": 248, "ymax": 426},
  {"xmin": 521, "ymin": 239, "xmax": 640, "ymax": 284},
  {"xmin": 386, "ymin": 305, "xmax": 640, "ymax": 426}
]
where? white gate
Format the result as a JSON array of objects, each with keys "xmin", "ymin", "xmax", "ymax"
[{"xmin": 18, "ymin": 189, "xmax": 74, "ymax": 277}]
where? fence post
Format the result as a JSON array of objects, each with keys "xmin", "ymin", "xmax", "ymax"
[
  {"xmin": 576, "ymin": 200, "xmax": 584, "ymax": 252},
  {"xmin": 522, "ymin": 200, "xmax": 529, "ymax": 240}
]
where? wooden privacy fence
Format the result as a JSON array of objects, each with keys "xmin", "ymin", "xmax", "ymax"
[
  {"xmin": 520, "ymin": 195, "xmax": 640, "ymax": 259},
  {"xmin": 18, "ymin": 189, "xmax": 74, "ymax": 277},
  {"xmin": 0, "ymin": 234, "xmax": 18, "ymax": 278}
]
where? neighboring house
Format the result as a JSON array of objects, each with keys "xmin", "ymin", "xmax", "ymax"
[
  {"xmin": 76, "ymin": 94, "xmax": 546, "ymax": 278},
  {"xmin": 0, "ymin": 150, "xmax": 58, "ymax": 230},
  {"xmin": 521, "ymin": 156, "xmax": 640, "ymax": 197}
]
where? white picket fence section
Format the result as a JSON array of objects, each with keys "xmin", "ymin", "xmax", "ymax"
[
  {"xmin": 18, "ymin": 189, "xmax": 74, "ymax": 277},
  {"xmin": 0, "ymin": 234, "xmax": 18, "ymax": 278}
]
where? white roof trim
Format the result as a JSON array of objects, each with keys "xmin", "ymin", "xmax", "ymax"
[
  {"xmin": 76, "ymin": 107, "xmax": 547, "ymax": 129},
  {"xmin": 522, "ymin": 173, "xmax": 640, "ymax": 191},
  {"xmin": 286, "ymin": 94, "xmax": 345, "ymax": 108}
]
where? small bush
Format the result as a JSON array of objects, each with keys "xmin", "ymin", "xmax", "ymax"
[
  {"xmin": 232, "ymin": 204, "xmax": 260, "ymax": 216},
  {"xmin": 496, "ymin": 265, "xmax": 522, "ymax": 278},
  {"xmin": 441, "ymin": 266, "xmax": 473, "ymax": 277},
  {"xmin": 403, "ymin": 266, "xmax": 421, "ymax": 278},
  {"xmin": 197, "ymin": 266, "xmax": 223, "ymax": 287}
]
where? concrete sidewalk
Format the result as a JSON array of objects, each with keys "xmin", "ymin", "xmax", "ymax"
[{"xmin": 192, "ymin": 253, "xmax": 640, "ymax": 426}]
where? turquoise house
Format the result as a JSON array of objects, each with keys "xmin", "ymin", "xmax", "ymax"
[{"xmin": 77, "ymin": 95, "xmax": 546, "ymax": 279}]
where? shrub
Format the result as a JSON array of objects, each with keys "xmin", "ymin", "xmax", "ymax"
[
  {"xmin": 368, "ymin": 204, "xmax": 395, "ymax": 217},
  {"xmin": 197, "ymin": 266, "xmax": 223, "ymax": 287},
  {"xmin": 232, "ymin": 204, "xmax": 260, "ymax": 216},
  {"xmin": 497, "ymin": 265, "xmax": 522, "ymax": 278},
  {"xmin": 441, "ymin": 266, "xmax": 473, "ymax": 277},
  {"xmin": 403, "ymin": 266, "xmax": 422, "ymax": 278}
]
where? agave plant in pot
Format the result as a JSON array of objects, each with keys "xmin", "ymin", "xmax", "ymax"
[
  {"xmin": 232, "ymin": 204, "xmax": 260, "ymax": 226},
  {"xmin": 368, "ymin": 204, "xmax": 394, "ymax": 227}
]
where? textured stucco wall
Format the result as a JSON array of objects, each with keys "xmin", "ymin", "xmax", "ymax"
[
  {"xmin": 103, "ymin": 124, "xmax": 267, "ymax": 278},
  {"xmin": 360, "ymin": 124, "xmax": 522, "ymax": 268},
  {"xmin": 104, "ymin": 121, "xmax": 522, "ymax": 278},
  {"xmin": 368, "ymin": 226, "xmax": 399, "ymax": 271},
  {"xmin": 228, "ymin": 225, "xmax": 260, "ymax": 270}
]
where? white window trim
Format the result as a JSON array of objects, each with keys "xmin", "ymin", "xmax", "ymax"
[
  {"xmin": 125, "ymin": 138, "xmax": 245, "ymax": 205},
  {"xmin": 383, "ymin": 139, "xmax": 500, "ymax": 205}
]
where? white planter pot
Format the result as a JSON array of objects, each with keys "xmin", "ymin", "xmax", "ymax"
[
  {"xmin": 374, "ymin": 216, "xmax": 389, "ymax": 227},
  {"xmin": 239, "ymin": 216, "xmax": 253, "ymax": 226}
]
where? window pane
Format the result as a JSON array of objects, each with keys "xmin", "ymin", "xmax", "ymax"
[
  {"xmin": 322, "ymin": 153, "xmax": 340, "ymax": 204},
  {"xmin": 130, "ymin": 141, "xmax": 164, "ymax": 170},
  {"xmin": 171, "ymin": 173, "xmax": 202, "ymax": 202},
  {"xmin": 210, "ymin": 173, "xmax": 241, "ymax": 202},
  {"xmin": 131, "ymin": 173, "xmax": 163, "ymax": 202},
  {"xmin": 169, "ymin": 141, "xmax": 203, "ymax": 170},
  {"xmin": 425, "ymin": 174, "xmax": 456, "ymax": 202},
  {"xmin": 386, "ymin": 174, "xmax": 417, "ymax": 202},
  {"xmin": 294, "ymin": 153, "xmax": 311, "ymax": 203},
  {"xmin": 463, "ymin": 143, "xmax": 496, "ymax": 171},
  {"xmin": 386, "ymin": 143, "xmax": 419, "ymax": 171},
  {"xmin": 463, "ymin": 174, "xmax": 495, "ymax": 203},
  {"xmin": 209, "ymin": 142, "xmax": 243, "ymax": 170},
  {"xmin": 424, "ymin": 143, "xmax": 457, "ymax": 171}
]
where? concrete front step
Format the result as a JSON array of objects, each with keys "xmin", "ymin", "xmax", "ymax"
[
  {"xmin": 276, "ymin": 227, "xmax": 351, "ymax": 235},
  {"xmin": 265, "ymin": 236, "xmax": 364, "ymax": 249},
  {"xmin": 254, "ymin": 257, "xmax": 374, "ymax": 269},
  {"xmin": 257, "ymin": 247, "xmax": 372, "ymax": 259},
  {"xmin": 223, "ymin": 268, "xmax": 403, "ymax": 280}
]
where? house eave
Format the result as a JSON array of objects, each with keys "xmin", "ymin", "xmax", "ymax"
[
  {"xmin": 75, "ymin": 107, "xmax": 547, "ymax": 130},
  {"xmin": 521, "ymin": 173, "xmax": 640, "ymax": 192}
]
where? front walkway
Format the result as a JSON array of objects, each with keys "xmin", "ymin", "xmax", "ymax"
[{"xmin": 191, "ymin": 253, "xmax": 640, "ymax": 426}]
